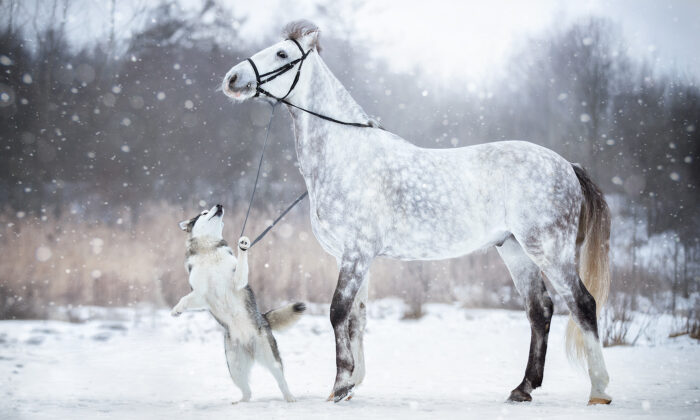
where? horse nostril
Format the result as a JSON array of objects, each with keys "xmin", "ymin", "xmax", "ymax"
[{"xmin": 228, "ymin": 74, "xmax": 237, "ymax": 90}]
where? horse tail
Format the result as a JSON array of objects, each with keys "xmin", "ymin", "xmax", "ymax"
[{"xmin": 566, "ymin": 164, "xmax": 611, "ymax": 362}]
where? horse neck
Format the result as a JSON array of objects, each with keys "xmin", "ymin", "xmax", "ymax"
[{"xmin": 286, "ymin": 53, "xmax": 369, "ymax": 176}]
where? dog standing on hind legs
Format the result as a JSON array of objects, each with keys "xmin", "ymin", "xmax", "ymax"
[{"xmin": 171, "ymin": 204, "xmax": 305, "ymax": 403}]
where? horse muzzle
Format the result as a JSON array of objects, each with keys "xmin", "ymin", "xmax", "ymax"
[{"xmin": 222, "ymin": 67, "xmax": 256, "ymax": 100}]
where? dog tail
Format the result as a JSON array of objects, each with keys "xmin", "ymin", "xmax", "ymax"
[{"xmin": 264, "ymin": 302, "xmax": 306, "ymax": 331}]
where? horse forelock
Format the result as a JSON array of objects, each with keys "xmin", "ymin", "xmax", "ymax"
[{"xmin": 282, "ymin": 19, "xmax": 322, "ymax": 53}]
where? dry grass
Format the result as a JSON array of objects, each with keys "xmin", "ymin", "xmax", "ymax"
[
  {"xmin": 0, "ymin": 202, "xmax": 515, "ymax": 320},
  {"xmin": 600, "ymin": 293, "xmax": 653, "ymax": 347},
  {"xmin": 669, "ymin": 307, "xmax": 700, "ymax": 341}
]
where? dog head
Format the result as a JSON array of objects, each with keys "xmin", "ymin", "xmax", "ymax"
[{"xmin": 179, "ymin": 204, "xmax": 225, "ymax": 239}]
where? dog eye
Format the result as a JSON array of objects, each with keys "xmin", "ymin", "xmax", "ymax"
[
  {"xmin": 277, "ymin": 50, "xmax": 288, "ymax": 59},
  {"xmin": 202, "ymin": 211, "xmax": 208, "ymax": 215}
]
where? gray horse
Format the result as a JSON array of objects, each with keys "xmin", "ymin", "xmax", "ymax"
[{"xmin": 222, "ymin": 20, "xmax": 612, "ymax": 406}]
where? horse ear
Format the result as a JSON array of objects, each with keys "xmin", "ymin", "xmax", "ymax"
[
  {"xmin": 299, "ymin": 28, "xmax": 321, "ymax": 52},
  {"xmin": 283, "ymin": 20, "xmax": 322, "ymax": 52}
]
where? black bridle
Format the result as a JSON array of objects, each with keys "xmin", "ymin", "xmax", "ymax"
[{"xmin": 246, "ymin": 39, "xmax": 378, "ymax": 129}]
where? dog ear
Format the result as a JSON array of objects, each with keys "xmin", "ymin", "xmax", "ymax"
[{"xmin": 179, "ymin": 219, "xmax": 190, "ymax": 232}]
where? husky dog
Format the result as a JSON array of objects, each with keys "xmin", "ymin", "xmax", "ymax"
[{"xmin": 171, "ymin": 204, "xmax": 305, "ymax": 403}]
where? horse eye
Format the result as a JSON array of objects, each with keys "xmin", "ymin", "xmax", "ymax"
[{"xmin": 277, "ymin": 50, "xmax": 288, "ymax": 59}]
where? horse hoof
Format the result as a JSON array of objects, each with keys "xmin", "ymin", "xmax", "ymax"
[
  {"xmin": 332, "ymin": 384, "xmax": 354, "ymax": 403},
  {"xmin": 507, "ymin": 388, "xmax": 532, "ymax": 402},
  {"xmin": 588, "ymin": 397, "xmax": 612, "ymax": 405}
]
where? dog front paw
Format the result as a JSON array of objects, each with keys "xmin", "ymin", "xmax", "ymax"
[
  {"xmin": 170, "ymin": 308, "xmax": 182, "ymax": 317},
  {"xmin": 238, "ymin": 236, "xmax": 250, "ymax": 251}
]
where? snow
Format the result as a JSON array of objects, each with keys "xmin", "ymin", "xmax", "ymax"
[{"xmin": 1, "ymin": 301, "xmax": 698, "ymax": 419}]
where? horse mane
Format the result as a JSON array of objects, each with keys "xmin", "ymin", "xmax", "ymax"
[{"xmin": 282, "ymin": 20, "xmax": 322, "ymax": 53}]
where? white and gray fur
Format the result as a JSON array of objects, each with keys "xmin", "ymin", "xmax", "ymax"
[
  {"xmin": 172, "ymin": 204, "xmax": 306, "ymax": 403},
  {"xmin": 222, "ymin": 20, "xmax": 612, "ymax": 405}
]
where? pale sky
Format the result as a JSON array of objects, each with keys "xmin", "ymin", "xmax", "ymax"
[
  {"xmin": 12, "ymin": 0, "xmax": 700, "ymax": 83},
  {"xmin": 228, "ymin": 0, "xmax": 700, "ymax": 81}
]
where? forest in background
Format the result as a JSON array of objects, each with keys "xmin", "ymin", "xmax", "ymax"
[{"xmin": 0, "ymin": 1, "xmax": 698, "ymax": 331}]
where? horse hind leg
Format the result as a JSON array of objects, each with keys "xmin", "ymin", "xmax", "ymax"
[
  {"xmin": 497, "ymin": 236, "xmax": 554, "ymax": 402},
  {"xmin": 516, "ymin": 233, "xmax": 611, "ymax": 405}
]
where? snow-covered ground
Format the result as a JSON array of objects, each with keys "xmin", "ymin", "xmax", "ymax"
[{"xmin": 1, "ymin": 300, "xmax": 698, "ymax": 420}]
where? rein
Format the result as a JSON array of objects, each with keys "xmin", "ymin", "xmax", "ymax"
[
  {"xmin": 247, "ymin": 39, "xmax": 380, "ymax": 129},
  {"xmin": 239, "ymin": 102, "xmax": 307, "ymax": 250}
]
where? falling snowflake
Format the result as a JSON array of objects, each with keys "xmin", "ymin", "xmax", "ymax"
[
  {"xmin": 36, "ymin": 246, "xmax": 52, "ymax": 262},
  {"xmin": 90, "ymin": 238, "xmax": 104, "ymax": 255}
]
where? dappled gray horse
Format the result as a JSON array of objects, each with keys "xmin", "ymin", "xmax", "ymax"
[{"xmin": 222, "ymin": 20, "xmax": 612, "ymax": 405}]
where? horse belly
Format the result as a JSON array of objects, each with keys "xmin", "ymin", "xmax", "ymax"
[{"xmin": 382, "ymin": 216, "xmax": 508, "ymax": 261}]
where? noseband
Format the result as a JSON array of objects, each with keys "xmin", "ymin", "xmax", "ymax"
[{"xmin": 246, "ymin": 39, "xmax": 379, "ymax": 129}]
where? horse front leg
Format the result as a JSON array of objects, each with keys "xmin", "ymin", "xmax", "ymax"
[
  {"xmin": 348, "ymin": 274, "xmax": 369, "ymax": 388},
  {"xmin": 328, "ymin": 252, "xmax": 371, "ymax": 402}
]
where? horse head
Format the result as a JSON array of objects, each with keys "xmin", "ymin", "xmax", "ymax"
[{"xmin": 222, "ymin": 20, "xmax": 321, "ymax": 103}]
